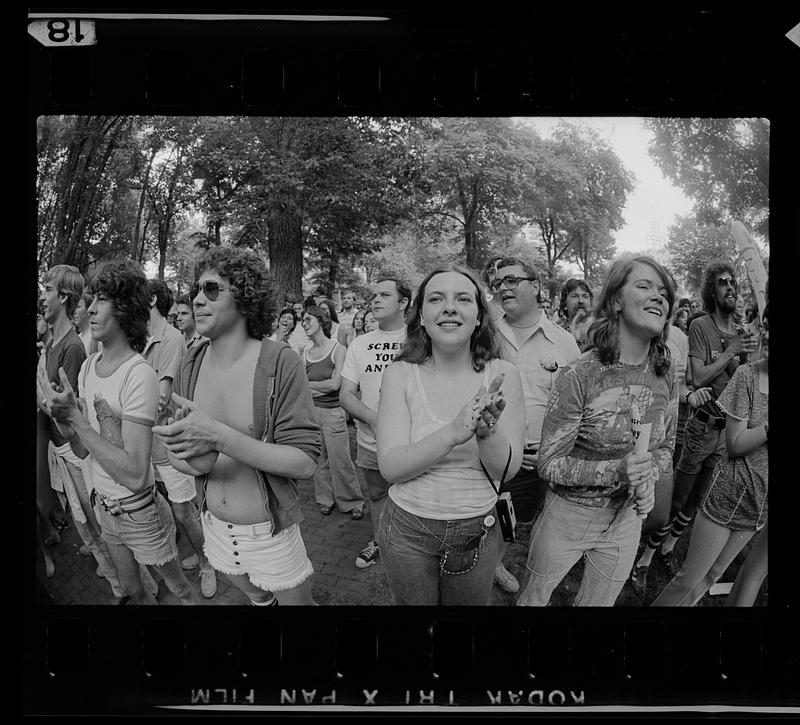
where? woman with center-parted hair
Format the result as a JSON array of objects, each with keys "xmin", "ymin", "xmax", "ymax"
[
  {"xmin": 516, "ymin": 255, "xmax": 678, "ymax": 607},
  {"xmin": 375, "ymin": 264, "xmax": 525, "ymax": 605}
]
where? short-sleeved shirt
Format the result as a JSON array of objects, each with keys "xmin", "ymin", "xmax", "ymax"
[
  {"xmin": 702, "ymin": 362, "xmax": 768, "ymax": 531},
  {"xmin": 341, "ymin": 326, "xmax": 406, "ymax": 451},
  {"xmin": 538, "ymin": 349, "xmax": 678, "ymax": 507},
  {"xmin": 688, "ymin": 314, "xmax": 741, "ymax": 417},
  {"xmin": 143, "ymin": 318, "xmax": 187, "ymax": 464},
  {"xmin": 78, "ymin": 353, "xmax": 159, "ymax": 499},
  {"xmin": 496, "ymin": 314, "xmax": 580, "ymax": 446},
  {"xmin": 42, "ymin": 328, "xmax": 86, "ymax": 446},
  {"xmin": 143, "ymin": 318, "xmax": 186, "ymax": 384}
]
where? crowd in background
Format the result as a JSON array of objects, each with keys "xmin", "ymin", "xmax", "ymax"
[{"xmin": 36, "ymin": 250, "xmax": 768, "ymax": 607}]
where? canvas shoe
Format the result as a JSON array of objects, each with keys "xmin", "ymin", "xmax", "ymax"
[
  {"xmin": 181, "ymin": 553, "xmax": 200, "ymax": 570},
  {"xmin": 355, "ymin": 540, "xmax": 379, "ymax": 569}
]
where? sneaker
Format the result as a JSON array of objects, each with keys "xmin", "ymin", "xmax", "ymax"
[
  {"xmin": 199, "ymin": 566, "xmax": 218, "ymax": 599},
  {"xmin": 181, "ymin": 553, "xmax": 199, "ymax": 570},
  {"xmin": 660, "ymin": 550, "xmax": 680, "ymax": 577},
  {"xmin": 355, "ymin": 540, "xmax": 379, "ymax": 569},
  {"xmin": 630, "ymin": 565, "xmax": 649, "ymax": 596},
  {"xmin": 493, "ymin": 564, "xmax": 520, "ymax": 593},
  {"xmin": 78, "ymin": 543, "xmax": 92, "ymax": 556}
]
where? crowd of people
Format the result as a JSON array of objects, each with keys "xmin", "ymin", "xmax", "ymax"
[{"xmin": 35, "ymin": 249, "xmax": 768, "ymax": 607}]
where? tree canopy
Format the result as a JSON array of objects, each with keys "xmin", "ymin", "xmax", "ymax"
[{"xmin": 37, "ymin": 115, "xmax": 634, "ymax": 300}]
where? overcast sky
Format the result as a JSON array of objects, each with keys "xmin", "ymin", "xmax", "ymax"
[{"xmin": 523, "ymin": 117, "xmax": 694, "ymax": 256}]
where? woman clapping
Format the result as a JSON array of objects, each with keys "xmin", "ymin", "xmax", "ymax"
[{"xmin": 376, "ymin": 265, "xmax": 525, "ymax": 605}]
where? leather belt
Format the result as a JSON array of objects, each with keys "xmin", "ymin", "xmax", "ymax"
[
  {"xmin": 91, "ymin": 486, "xmax": 157, "ymax": 516},
  {"xmin": 695, "ymin": 408, "xmax": 726, "ymax": 430}
]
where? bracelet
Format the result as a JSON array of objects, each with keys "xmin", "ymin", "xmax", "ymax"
[{"xmin": 96, "ymin": 411, "xmax": 119, "ymax": 422}]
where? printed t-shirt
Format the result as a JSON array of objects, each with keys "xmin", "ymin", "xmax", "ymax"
[
  {"xmin": 538, "ymin": 349, "xmax": 678, "ymax": 508},
  {"xmin": 341, "ymin": 326, "xmax": 406, "ymax": 452},
  {"xmin": 79, "ymin": 353, "xmax": 159, "ymax": 499}
]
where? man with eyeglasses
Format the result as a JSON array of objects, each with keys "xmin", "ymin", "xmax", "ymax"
[
  {"xmin": 559, "ymin": 279, "xmax": 595, "ymax": 351},
  {"xmin": 654, "ymin": 262, "xmax": 759, "ymax": 574},
  {"xmin": 144, "ymin": 279, "xmax": 217, "ymax": 598},
  {"xmin": 491, "ymin": 258, "xmax": 580, "ymax": 593},
  {"xmin": 153, "ymin": 248, "xmax": 321, "ymax": 605}
]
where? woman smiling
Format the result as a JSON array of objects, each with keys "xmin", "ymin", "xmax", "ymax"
[
  {"xmin": 375, "ymin": 265, "xmax": 525, "ymax": 605},
  {"xmin": 517, "ymin": 255, "xmax": 678, "ymax": 607}
]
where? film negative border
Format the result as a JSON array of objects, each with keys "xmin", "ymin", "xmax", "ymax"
[{"xmin": 25, "ymin": 6, "xmax": 799, "ymax": 717}]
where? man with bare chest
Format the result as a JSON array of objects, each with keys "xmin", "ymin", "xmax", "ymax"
[{"xmin": 154, "ymin": 247, "xmax": 321, "ymax": 605}]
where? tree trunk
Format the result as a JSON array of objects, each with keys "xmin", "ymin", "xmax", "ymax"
[
  {"xmin": 132, "ymin": 148, "xmax": 157, "ymax": 258},
  {"xmin": 267, "ymin": 205, "xmax": 304, "ymax": 305}
]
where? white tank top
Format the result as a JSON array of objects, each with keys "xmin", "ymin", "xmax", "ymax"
[{"xmin": 387, "ymin": 360, "xmax": 500, "ymax": 520}]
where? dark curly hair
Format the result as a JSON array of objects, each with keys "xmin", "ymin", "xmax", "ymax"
[
  {"xmin": 700, "ymin": 261, "xmax": 736, "ymax": 315},
  {"xmin": 395, "ymin": 264, "xmax": 500, "ymax": 373},
  {"xmin": 87, "ymin": 259, "xmax": 151, "ymax": 353},
  {"xmin": 587, "ymin": 255, "xmax": 674, "ymax": 377},
  {"xmin": 194, "ymin": 247, "xmax": 274, "ymax": 339},
  {"xmin": 304, "ymin": 305, "xmax": 332, "ymax": 338},
  {"xmin": 148, "ymin": 278, "xmax": 174, "ymax": 318}
]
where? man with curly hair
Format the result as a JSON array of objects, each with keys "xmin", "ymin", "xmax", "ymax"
[
  {"xmin": 40, "ymin": 259, "xmax": 201, "ymax": 605},
  {"xmin": 154, "ymin": 247, "xmax": 321, "ymax": 605},
  {"xmin": 655, "ymin": 262, "xmax": 759, "ymax": 574}
]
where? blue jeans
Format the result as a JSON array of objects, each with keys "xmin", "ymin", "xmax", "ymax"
[
  {"xmin": 377, "ymin": 496, "xmax": 499, "ymax": 605},
  {"xmin": 312, "ymin": 406, "xmax": 364, "ymax": 512},
  {"xmin": 518, "ymin": 489, "xmax": 641, "ymax": 606}
]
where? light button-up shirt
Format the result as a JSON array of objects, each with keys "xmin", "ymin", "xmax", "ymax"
[{"xmin": 496, "ymin": 314, "xmax": 581, "ymax": 446}]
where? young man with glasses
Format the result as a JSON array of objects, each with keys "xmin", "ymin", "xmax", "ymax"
[
  {"xmin": 153, "ymin": 248, "xmax": 321, "ymax": 605},
  {"xmin": 40, "ymin": 259, "xmax": 201, "ymax": 605},
  {"xmin": 651, "ymin": 263, "xmax": 758, "ymax": 575},
  {"xmin": 144, "ymin": 279, "xmax": 217, "ymax": 598},
  {"xmin": 491, "ymin": 258, "xmax": 580, "ymax": 593},
  {"xmin": 340, "ymin": 277, "xmax": 410, "ymax": 569}
]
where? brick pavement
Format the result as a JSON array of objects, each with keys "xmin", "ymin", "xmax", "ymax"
[{"xmin": 35, "ymin": 422, "xmax": 761, "ymax": 607}]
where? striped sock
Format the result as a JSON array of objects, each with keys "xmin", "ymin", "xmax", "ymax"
[
  {"xmin": 661, "ymin": 512, "xmax": 693, "ymax": 554},
  {"xmin": 637, "ymin": 524, "xmax": 671, "ymax": 568}
]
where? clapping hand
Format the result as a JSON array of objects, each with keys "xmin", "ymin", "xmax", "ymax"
[
  {"xmin": 152, "ymin": 392, "xmax": 220, "ymax": 460},
  {"xmin": 449, "ymin": 374, "xmax": 506, "ymax": 446}
]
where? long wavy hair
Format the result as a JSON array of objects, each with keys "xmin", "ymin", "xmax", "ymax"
[
  {"xmin": 194, "ymin": 247, "xmax": 273, "ymax": 339},
  {"xmin": 88, "ymin": 259, "xmax": 151, "ymax": 353},
  {"xmin": 395, "ymin": 264, "xmax": 500, "ymax": 372},
  {"xmin": 587, "ymin": 255, "xmax": 674, "ymax": 377}
]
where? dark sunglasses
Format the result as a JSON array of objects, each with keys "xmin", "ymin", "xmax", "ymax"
[
  {"xmin": 191, "ymin": 280, "xmax": 232, "ymax": 301},
  {"xmin": 716, "ymin": 276, "xmax": 737, "ymax": 288},
  {"xmin": 489, "ymin": 274, "xmax": 536, "ymax": 292}
]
